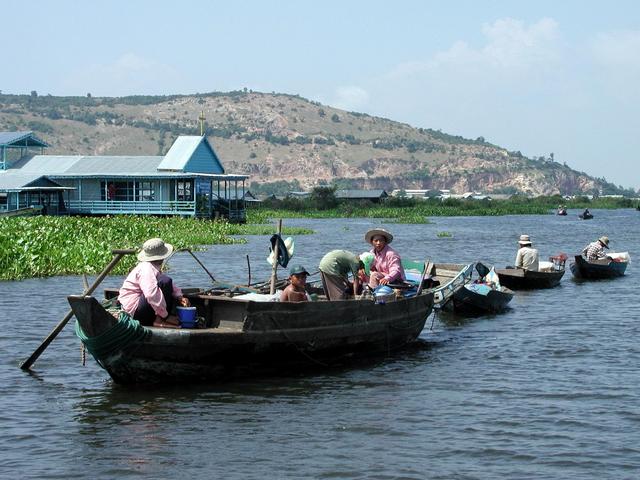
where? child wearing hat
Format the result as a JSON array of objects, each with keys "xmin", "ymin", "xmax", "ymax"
[
  {"xmin": 118, "ymin": 238, "xmax": 190, "ymax": 328},
  {"xmin": 280, "ymin": 264, "xmax": 311, "ymax": 302}
]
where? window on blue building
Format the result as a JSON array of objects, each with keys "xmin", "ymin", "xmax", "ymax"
[
  {"xmin": 177, "ymin": 180, "xmax": 193, "ymax": 201},
  {"xmin": 136, "ymin": 181, "xmax": 155, "ymax": 201},
  {"xmin": 100, "ymin": 181, "xmax": 134, "ymax": 200}
]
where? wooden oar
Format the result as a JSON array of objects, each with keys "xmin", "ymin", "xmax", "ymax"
[
  {"xmin": 20, "ymin": 248, "xmax": 136, "ymax": 371},
  {"xmin": 415, "ymin": 258, "xmax": 431, "ymax": 296},
  {"xmin": 269, "ymin": 219, "xmax": 282, "ymax": 295}
]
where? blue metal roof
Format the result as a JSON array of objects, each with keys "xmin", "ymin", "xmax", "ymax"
[
  {"xmin": 3, "ymin": 135, "xmax": 247, "ymax": 183},
  {"xmin": 158, "ymin": 136, "xmax": 224, "ymax": 173},
  {"xmin": 0, "ymin": 131, "xmax": 49, "ymax": 147},
  {"xmin": 0, "ymin": 171, "xmax": 71, "ymax": 191}
]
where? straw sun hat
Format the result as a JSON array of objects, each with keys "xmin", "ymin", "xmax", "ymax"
[
  {"xmin": 365, "ymin": 228, "xmax": 394, "ymax": 244},
  {"xmin": 137, "ymin": 238, "xmax": 174, "ymax": 262},
  {"xmin": 518, "ymin": 234, "xmax": 532, "ymax": 246},
  {"xmin": 598, "ymin": 236, "xmax": 610, "ymax": 248}
]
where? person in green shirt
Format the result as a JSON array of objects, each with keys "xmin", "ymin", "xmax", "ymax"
[{"xmin": 318, "ymin": 250, "xmax": 366, "ymax": 300}]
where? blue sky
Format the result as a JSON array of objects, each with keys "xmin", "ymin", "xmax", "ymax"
[{"xmin": 2, "ymin": 0, "xmax": 639, "ymax": 190}]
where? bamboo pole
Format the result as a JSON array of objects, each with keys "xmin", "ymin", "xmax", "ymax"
[
  {"xmin": 269, "ymin": 219, "xmax": 282, "ymax": 295},
  {"xmin": 20, "ymin": 249, "xmax": 136, "ymax": 371}
]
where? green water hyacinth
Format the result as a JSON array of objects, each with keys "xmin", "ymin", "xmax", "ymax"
[{"xmin": 0, "ymin": 216, "xmax": 312, "ymax": 280}]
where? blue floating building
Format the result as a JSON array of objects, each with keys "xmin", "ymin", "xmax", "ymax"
[{"xmin": 0, "ymin": 131, "xmax": 249, "ymax": 221}]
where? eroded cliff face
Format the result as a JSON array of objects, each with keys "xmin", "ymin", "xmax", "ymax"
[{"xmin": 0, "ymin": 92, "xmax": 609, "ymax": 195}]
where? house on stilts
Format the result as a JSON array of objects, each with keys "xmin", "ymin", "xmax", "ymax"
[{"xmin": 0, "ymin": 131, "xmax": 249, "ymax": 221}]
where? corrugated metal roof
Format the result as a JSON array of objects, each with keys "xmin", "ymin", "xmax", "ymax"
[
  {"xmin": 335, "ymin": 189, "xmax": 388, "ymax": 198},
  {"xmin": 19, "ymin": 155, "xmax": 162, "ymax": 174},
  {"xmin": 0, "ymin": 171, "xmax": 67, "ymax": 190},
  {"xmin": 0, "ymin": 131, "xmax": 49, "ymax": 147},
  {"xmin": 5, "ymin": 135, "xmax": 248, "ymax": 181},
  {"xmin": 158, "ymin": 136, "xmax": 202, "ymax": 170}
]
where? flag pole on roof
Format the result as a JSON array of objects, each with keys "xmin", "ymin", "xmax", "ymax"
[{"xmin": 199, "ymin": 111, "xmax": 206, "ymax": 136}]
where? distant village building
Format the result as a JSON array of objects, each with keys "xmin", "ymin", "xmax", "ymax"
[
  {"xmin": 0, "ymin": 131, "xmax": 249, "ymax": 221},
  {"xmin": 335, "ymin": 189, "xmax": 388, "ymax": 203}
]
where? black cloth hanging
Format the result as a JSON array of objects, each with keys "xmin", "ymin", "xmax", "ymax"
[{"xmin": 269, "ymin": 234, "xmax": 291, "ymax": 268}]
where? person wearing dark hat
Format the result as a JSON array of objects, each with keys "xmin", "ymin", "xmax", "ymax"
[
  {"xmin": 515, "ymin": 234, "xmax": 539, "ymax": 271},
  {"xmin": 280, "ymin": 264, "xmax": 311, "ymax": 302},
  {"xmin": 318, "ymin": 250, "xmax": 366, "ymax": 300},
  {"xmin": 581, "ymin": 236, "xmax": 610, "ymax": 261},
  {"xmin": 364, "ymin": 228, "xmax": 405, "ymax": 288},
  {"xmin": 118, "ymin": 238, "xmax": 190, "ymax": 328}
]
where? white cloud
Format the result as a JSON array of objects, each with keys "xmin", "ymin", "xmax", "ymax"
[
  {"xmin": 63, "ymin": 53, "xmax": 184, "ymax": 96},
  {"xmin": 591, "ymin": 30, "xmax": 640, "ymax": 73},
  {"xmin": 589, "ymin": 30, "xmax": 640, "ymax": 102},
  {"xmin": 331, "ymin": 86, "xmax": 370, "ymax": 111},
  {"xmin": 387, "ymin": 17, "xmax": 562, "ymax": 82}
]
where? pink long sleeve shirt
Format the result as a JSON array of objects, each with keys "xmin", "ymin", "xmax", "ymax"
[
  {"xmin": 370, "ymin": 245, "xmax": 406, "ymax": 284},
  {"xmin": 118, "ymin": 261, "xmax": 182, "ymax": 318}
]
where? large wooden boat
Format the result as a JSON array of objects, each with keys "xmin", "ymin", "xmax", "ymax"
[
  {"xmin": 69, "ymin": 286, "xmax": 435, "ymax": 385},
  {"xmin": 494, "ymin": 266, "xmax": 565, "ymax": 289},
  {"xmin": 570, "ymin": 254, "xmax": 629, "ymax": 279}
]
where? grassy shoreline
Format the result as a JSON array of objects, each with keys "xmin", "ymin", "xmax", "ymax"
[{"xmin": 247, "ymin": 195, "xmax": 635, "ymax": 223}]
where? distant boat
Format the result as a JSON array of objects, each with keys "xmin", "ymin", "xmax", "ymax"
[
  {"xmin": 495, "ymin": 255, "xmax": 567, "ymax": 290},
  {"xmin": 579, "ymin": 212, "xmax": 594, "ymax": 220},
  {"xmin": 557, "ymin": 208, "xmax": 567, "ymax": 216},
  {"xmin": 570, "ymin": 253, "xmax": 629, "ymax": 279},
  {"xmin": 495, "ymin": 267, "xmax": 565, "ymax": 289}
]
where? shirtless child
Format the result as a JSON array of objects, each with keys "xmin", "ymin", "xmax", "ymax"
[{"xmin": 280, "ymin": 265, "xmax": 310, "ymax": 302}]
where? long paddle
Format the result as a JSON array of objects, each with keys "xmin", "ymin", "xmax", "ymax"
[
  {"xmin": 269, "ymin": 219, "xmax": 283, "ymax": 295},
  {"xmin": 415, "ymin": 258, "xmax": 432, "ymax": 296},
  {"xmin": 20, "ymin": 248, "xmax": 136, "ymax": 371}
]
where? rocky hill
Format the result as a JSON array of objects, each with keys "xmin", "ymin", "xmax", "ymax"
[{"xmin": 0, "ymin": 91, "xmax": 628, "ymax": 196}]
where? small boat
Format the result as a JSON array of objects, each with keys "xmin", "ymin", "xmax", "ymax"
[
  {"xmin": 70, "ymin": 284, "xmax": 435, "ymax": 385},
  {"xmin": 579, "ymin": 212, "xmax": 593, "ymax": 220},
  {"xmin": 557, "ymin": 208, "xmax": 567, "ymax": 216},
  {"xmin": 495, "ymin": 257, "xmax": 566, "ymax": 290},
  {"xmin": 402, "ymin": 260, "xmax": 474, "ymax": 308},
  {"xmin": 570, "ymin": 253, "xmax": 629, "ymax": 279},
  {"xmin": 445, "ymin": 282, "xmax": 514, "ymax": 315}
]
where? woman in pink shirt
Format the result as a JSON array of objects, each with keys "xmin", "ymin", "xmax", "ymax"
[
  {"xmin": 118, "ymin": 238, "xmax": 190, "ymax": 328},
  {"xmin": 364, "ymin": 228, "xmax": 406, "ymax": 288}
]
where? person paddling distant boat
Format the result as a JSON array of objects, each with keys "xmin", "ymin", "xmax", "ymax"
[
  {"xmin": 581, "ymin": 236, "xmax": 611, "ymax": 261},
  {"xmin": 515, "ymin": 234, "xmax": 539, "ymax": 271}
]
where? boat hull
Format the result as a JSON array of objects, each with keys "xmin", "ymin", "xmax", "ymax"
[
  {"xmin": 495, "ymin": 268, "xmax": 565, "ymax": 289},
  {"xmin": 570, "ymin": 255, "xmax": 628, "ymax": 279},
  {"xmin": 69, "ymin": 290, "xmax": 434, "ymax": 385},
  {"xmin": 446, "ymin": 285, "xmax": 513, "ymax": 315}
]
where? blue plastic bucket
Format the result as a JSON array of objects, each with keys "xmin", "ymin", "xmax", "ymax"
[{"xmin": 177, "ymin": 306, "xmax": 197, "ymax": 328}]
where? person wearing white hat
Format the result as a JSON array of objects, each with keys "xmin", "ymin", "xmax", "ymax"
[
  {"xmin": 364, "ymin": 228, "xmax": 406, "ymax": 288},
  {"xmin": 118, "ymin": 238, "xmax": 190, "ymax": 328},
  {"xmin": 515, "ymin": 234, "xmax": 539, "ymax": 271},
  {"xmin": 581, "ymin": 236, "xmax": 610, "ymax": 261}
]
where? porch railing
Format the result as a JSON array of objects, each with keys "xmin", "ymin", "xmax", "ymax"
[{"xmin": 68, "ymin": 200, "xmax": 196, "ymax": 215}]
